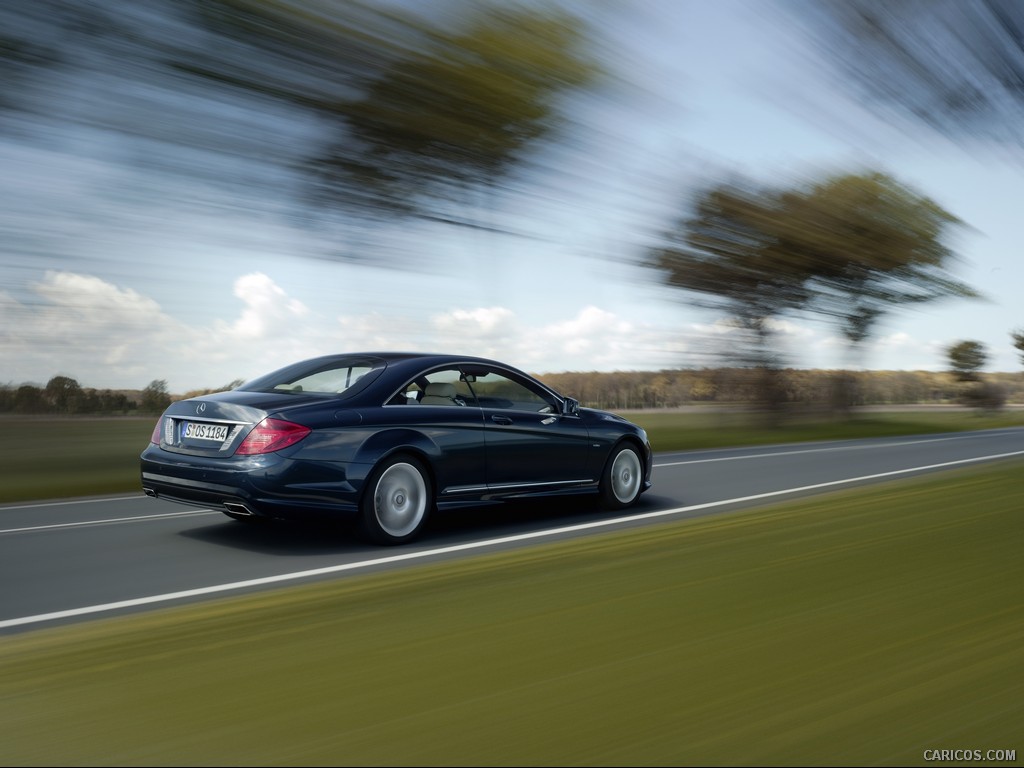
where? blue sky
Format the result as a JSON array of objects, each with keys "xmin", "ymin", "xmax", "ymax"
[{"xmin": 1, "ymin": 0, "xmax": 1022, "ymax": 393}]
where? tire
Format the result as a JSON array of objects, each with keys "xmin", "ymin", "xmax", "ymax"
[
  {"xmin": 599, "ymin": 442, "xmax": 644, "ymax": 510},
  {"xmin": 359, "ymin": 454, "xmax": 433, "ymax": 544}
]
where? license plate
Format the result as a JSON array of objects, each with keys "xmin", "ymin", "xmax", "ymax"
[{"xmin": 182, "ymin": 422, "xmax": 229, "ymax": 442}]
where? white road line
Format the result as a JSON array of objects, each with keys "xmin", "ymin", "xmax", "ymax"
[
  {"xmin": 3, "ymin": 447, "xmax": 1023, "ymax": 631},
  {"xmin": 0, "ymin": 495, "xmax": 145, "ymax": 511},
  {"xmin": 0, "ymin": 509, "xmax": 218, "ymax": 535}
]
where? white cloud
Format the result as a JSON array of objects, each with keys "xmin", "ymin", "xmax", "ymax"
[
  {"xmin": 877, "ymin": 331, "xmax": 914, "ymax": 349},
  {"xmin": 432, "ymin": 307, "xmax": 516, "ymax": 337},
  {"xmin": 0, "ymin": 271, "xmax": 190, "ymax": 387},
  {"xmin": 765, "ymin": 317, "xmax": 817, "ymax": 339},
  {"xmin": 225, "ymin": 273, "xmax": 309, "ymax": 340},
  {"xmin": 1, "ymin": 273, "xmax": 695, "ymax": 390},
  {"xmin": 862, "ymin": 332, "xmax": 950, "ymax": 371},
  {"xmin": 6, "ymin": 270, "xmax": 974, "ymax": 393}
]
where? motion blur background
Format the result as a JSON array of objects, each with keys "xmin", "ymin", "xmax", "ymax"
[{"xmin": 3, "ymin": 0, "xmax": 1024, "ymax": 394}]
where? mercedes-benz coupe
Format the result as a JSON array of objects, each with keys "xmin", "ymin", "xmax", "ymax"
[{"xmin": 140, "ymin": 352, "xmax": 652, "ymax": 544}]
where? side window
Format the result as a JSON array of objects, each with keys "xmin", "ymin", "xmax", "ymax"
[
  {"xmin": 275, "ymin": 365, "xmax": 374, "ymax": 394},
  {"xmin": 388, "ymin": 368, "xmax": 474, "ymax": 406},
  {"xmin": 469, "ymin": 371, "xmax": 555, "ymax": 412}
]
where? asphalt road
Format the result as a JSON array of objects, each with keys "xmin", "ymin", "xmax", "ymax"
[{"xmin": 3, "ymin": 427, "xmax": 1023, "ymax": 634}]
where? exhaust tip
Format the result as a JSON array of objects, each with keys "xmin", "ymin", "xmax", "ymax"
[
  {"xmin": 223, "ymin": 501, "xmax": 255, "ymax": 517},
  {"xmin": 143, "ymin": 487, "xmax": 157, "ymax": 498}
]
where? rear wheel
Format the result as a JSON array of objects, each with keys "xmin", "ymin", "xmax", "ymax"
[
  {"xmin": 359, "ymin": 454, "xmax": 433, "ymax": 544},
  {"xmin": 599, "ymin": 442, "xmax": 644, "ymax": 510}
]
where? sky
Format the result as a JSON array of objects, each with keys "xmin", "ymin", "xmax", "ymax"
[{"xmin": 2, "ymin": 0, "xmax": 1023, "ymax": 394}]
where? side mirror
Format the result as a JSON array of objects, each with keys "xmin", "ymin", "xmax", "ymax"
[{"xmin": 561, "ymin": 397, "xmax": 580, "ymax": 417}]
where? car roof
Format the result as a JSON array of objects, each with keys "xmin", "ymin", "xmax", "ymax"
[
  {"xmin": 307, "ymin": 351, "xmax": 516, "ymax": 368},
  {"xmin": 289, "ymin": 351, "xmax": 540, "ymax": 382},
  {"xmin": 237, "ymin": 351, "xmax": 564, "ymax": 405}
]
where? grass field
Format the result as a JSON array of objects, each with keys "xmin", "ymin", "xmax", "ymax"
[
  {"xmin": 2, "ymin": 459, "xmax": 1021, "ymax": 766},
  {"xmin": 624, "ymin": 406, "xmax": 1024, "ymax": 451},
  {"xmin": 2, "ymin": 408, "xmax": 1024, "ymax": 503}
]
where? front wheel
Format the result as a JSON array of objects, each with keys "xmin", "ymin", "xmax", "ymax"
[
  {"xmin": 359, "ymin": 454, "xmax": 433, "ymax": 545},
  {"xmin": 599, "ymin": 442, "xmax": 644, "ymax": 510}
]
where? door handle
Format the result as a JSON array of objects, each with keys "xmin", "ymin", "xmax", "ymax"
[{"xmin": 490, "ymin": 415, "xmax": 513, "ymax": 425}]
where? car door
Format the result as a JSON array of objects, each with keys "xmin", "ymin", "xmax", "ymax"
[
  {"xmin": 468, "ymin": 367, "xmax": 592, "ymax": 490},
  {"xmin": 384, "ymin": 366, "xmax": 487, "ymax": 497}
]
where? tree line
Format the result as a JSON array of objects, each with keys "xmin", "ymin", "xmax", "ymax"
[
  {"xmin": 0, "ymin": 377, "xmax": 171, "ymax": 416},
  {"xmin": 4, "ymin": 367, "xmax": 1021, "ymax": 418},
  {"xmin": 540, "ymin": 368, "xmax": 1023, "ymax": 413}
]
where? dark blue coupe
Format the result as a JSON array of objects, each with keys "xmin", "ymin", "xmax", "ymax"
[{"xmin": 140, "ymin": 352, "xmax": 652, "ymax": 544}]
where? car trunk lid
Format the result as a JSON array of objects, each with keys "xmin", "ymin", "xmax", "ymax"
[{"xmin": 155, "ymin": 392, "xmax": 321, "ymax": 456}]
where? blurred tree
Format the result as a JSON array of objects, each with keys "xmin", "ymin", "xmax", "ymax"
[
  {"xmin": 141, "ymin": 379, "xmax": 171, "ymax": 414},
  {"xmin": 947, "ymin": 339, "xmax": 1005, "ymax": 411},
  {"xmin": 0, "ymin": 0, "xmax": 600, "ymax": 263},
  {"xmin": 13, "ymin": 385, "xmax": 45, "ymax": 414},
  {"xmin": 1011, "ymin": 328, "xmax": 1024, "ymax": 367},
  {"xmin": 307, "ymin": 5, "xmax": 597, "ymax": 230},
  {"xmin": 648, "ymin": 179, "xmax": 813, "ymax": 413},
  {"xmin": 45, "ymin": 375, "xmax": 82, "ymax": 414},
  {"xmin": 947, "ymin": 340, "xmax": 988, "ymax": 382},
  {"xmin": 790, "ymin": 0, "xmax": 1024, "ymax": 147},
  {"xmin": 95, "ymin": 389, "xmax": 131, "ymax": 413},
  {"xmin": 789, "ymin": 172, "xmax": 978, "ymax": 361},
  {"xmin": 648, "ymin": 170, "xmax": 977, "ymax": 412}
]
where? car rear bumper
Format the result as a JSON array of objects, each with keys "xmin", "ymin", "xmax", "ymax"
[{"xmin": 140, "ymin": 445, "xmax": 364, "ymax": 522}]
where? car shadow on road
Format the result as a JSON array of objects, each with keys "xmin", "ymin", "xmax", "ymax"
[
  {"xmin": 177, "ymin": 515, "xmax": 374, "ymax": 555},
  {"xmin": 175, "ymin": 495, "xmax": 666, "ymax": 555}
]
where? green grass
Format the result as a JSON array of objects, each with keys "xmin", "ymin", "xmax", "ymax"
[
  {"xmin": 624, "ymin": 407, "xmax": 1024, "ymax": 452},
  {"xmin": 2, "ymin": 460, "xmax": 1022, "ymax": 766},
  {"xmin": 2, "ymin": 409, "xmax": 1023, "ymax": 504},
  {"xmin": 0, "ymin": 417, "xmax": 155, "ymax": 502}
]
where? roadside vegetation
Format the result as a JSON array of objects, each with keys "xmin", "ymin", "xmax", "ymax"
[
  {"xmin": 6, "ymin": 366, "xmax": 1023, "ymax": 417},
  {"xmin": 539, "ymin": 367, "xmax": 1024, "ymax": 412},
  {"xmin": 626, "ymin": 408, "xmax": 1024, "ymax": 452},
  {"xmin": 3, "ymin": 459, "xmax": 1021, "ymax": 765}
]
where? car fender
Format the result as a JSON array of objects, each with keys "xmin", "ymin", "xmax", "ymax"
[
  {"xmin": 354, "ymin": 428, "xmax": 444, "ymax": 468},
  {"xmin": 354, "ymin": 426, "xmax": 489, "ymax": 500}
]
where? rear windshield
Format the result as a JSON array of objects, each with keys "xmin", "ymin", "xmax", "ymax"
[{"xmin": 238, "ymin": 356, "xmax": 386, "ymax": 396}]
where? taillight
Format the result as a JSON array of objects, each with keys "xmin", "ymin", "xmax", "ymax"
[
  {"xmin": 236, "ymin": 418, "xmax": 311, "ymax": 455},
  {"xmin": 150, "ymin": 418, "xmax": 163, "ymax": 444}
]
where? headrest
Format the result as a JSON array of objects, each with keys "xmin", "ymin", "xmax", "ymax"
[{"xmin": 423, "ymin": 382, "xmax": 457, "ymax": 397}]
